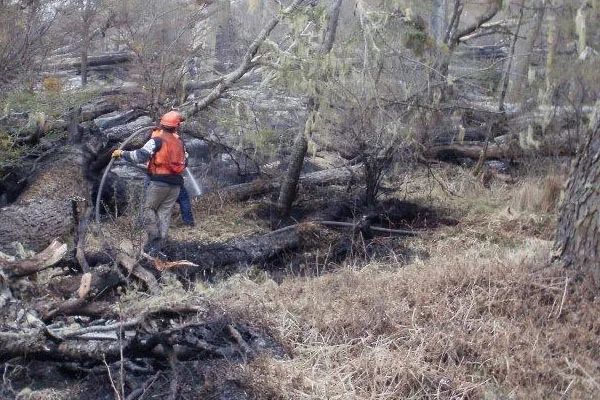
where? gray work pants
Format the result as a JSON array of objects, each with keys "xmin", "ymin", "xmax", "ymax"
[{"xmin": 144, "ymin": 181, "xmax": 180, "ymax": 242}]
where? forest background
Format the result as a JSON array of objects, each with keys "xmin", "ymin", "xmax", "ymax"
[{"xmin": 0, "ymin": 0, "xmax": 599, "ymax": 399}]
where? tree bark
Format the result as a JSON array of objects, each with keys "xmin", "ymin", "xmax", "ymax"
[
  {"xmin": 507, "ymin": 0, "xmax": 545, "ymax": 105},
  {"xmin": 0, "ymin": 200, "xmax": 74, "ymax": 255},
  {"xmin": 554, "ymin": 103, "xmax": 600, "ymax": 282}
]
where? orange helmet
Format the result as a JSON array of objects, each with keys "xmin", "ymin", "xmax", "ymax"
[{"xmin": 160, "ymin": 111, "xmax": 182, "ymax": 128}]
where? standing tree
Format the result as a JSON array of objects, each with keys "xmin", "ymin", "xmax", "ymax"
[
  {"xmin": 214, "ymin": 0, "xmax": 236, "ymax": 72},
  {"xmin": 554, "ymin": 102, "xmax": 600, "ymax": 281},
  {"xmin": 277, "ymin": 0, "xmax": 343, "ymax": 217},
  {"xmin": 506, "ymin": 0, "xmax": 545, "ymax": 106},
  {"xmin": 552, "ymin": 0, "xmax": 600, "ymax": 282},
  {"xmin": 76, "ymin": 0, "xmax": 103, "ymax": 86}
]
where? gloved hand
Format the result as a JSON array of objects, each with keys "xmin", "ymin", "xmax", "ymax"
[{"xmin": 112, "ymin": 149, "xmax": 123, "ymax": 159}]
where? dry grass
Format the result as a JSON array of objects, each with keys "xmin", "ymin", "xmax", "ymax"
[
  {"xmin": 201, "ymin": 164, "xmax": 600, "ymax": 399},
  {"xmin": 172, "ymin": 195, "xmax": 270, "ymax": 242},
  {"xmin": 81, "ymin": 162, "xmax": 597, "ymax": 399},
  {"xmin": 510, "ymin": 175, "xmax": 566, "ymax": 214}
]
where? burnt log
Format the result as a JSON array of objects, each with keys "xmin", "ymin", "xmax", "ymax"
[
  {"xmin": 79, "ymin": 97, "xmax": 123, "ymax": 122},
  {"xmin": 46, "ymin": 51, "xmax": 133, "ymax": 71},
  {"xmin": 37, "ymin": 264, "xmax": 124, "ymax": 322},
  {"xmin": 213, "ymin": 178, "xmax": 277, "ymax": 202},
  {"xmin": 0, "ymin": 303, "xmax": 277, "ymax": 365},
  {"xmin": 213, "ymin": 164, "xmax": 364, "ymax": 202},
  {"xmin": 0, "ymin": 321, "xmax": 248, "ymax": 363},
  {"xmin": 94, "ymin": 109, "xmax": 149, "ymax": 131},
  {"xmin": 162, "ymin": 223, "xmax": 305, "ymax": 271}
]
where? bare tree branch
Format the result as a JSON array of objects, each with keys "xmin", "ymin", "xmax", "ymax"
[
  {"xmin": 450, "ymin": 0, "xmax": 503, "ymax": 48},
  {"xmin": 181, "ymin": 0, "xmax": 311, "ymax": 116}
]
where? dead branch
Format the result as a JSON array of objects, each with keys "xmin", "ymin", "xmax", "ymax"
[
  {"xmin": 116, "ymin": 239, "xmax": 158, "ymax": 293},
  {"xmin": 72, "ymin": 198, "xmax": 91, "ymax": 272},
  {"xmin": 38, "ymin": 264, "xmax": 124, "ymax": 322},
  {"xmin": 0, "ymin": 239, "xmax": 68, "ymax": 278},
  {"xmin": 315, "ymin": 220, "xmax": 419, "ymax": 236},
  {"xmin": 227, "ymin": 324, "xmax": 253, "ymax": 356},
  {"xmin": 450, "ymin": 0, "xmax": 503, "ymax": 48},
  {"xmin": 182, "ymin": 0, "xmax": 311, "ymax": 114},
  {"xmin": 125, "ymin": 372, "xmax": 160, "ymax": 400}
]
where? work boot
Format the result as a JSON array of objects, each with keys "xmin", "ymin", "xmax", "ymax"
[{"xmin": 143, "ymin": 238, "xmax": 163, "ymax": 257}]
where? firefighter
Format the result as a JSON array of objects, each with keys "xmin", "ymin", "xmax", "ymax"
[
  {"xmin": 112, "ymin": 111, "xmax": 186, "ymax": 253},
  {"xmin": 144, "ymin": 128, "xmax": 196, "ymax": 227}
]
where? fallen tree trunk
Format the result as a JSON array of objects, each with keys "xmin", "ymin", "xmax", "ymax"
[
  {"xmin": 423, "ymin": 142, "xmax": 515, "ymax": 160},
  {"xmin": 46, "ymin": 52, "xmax": 133, "ymax": 71},
  {"xmin": 162, "ymin": 223, "xmax": 306, "ymax": 270},
  {"xmin": 212, "ymin": 164, "xmax": 364, "ymax": 202},
  {"xmin": 0, "ymin": 200, "xmax": 75, "ymax": 255},
  {"xmin": 213, "ymin": 178, "xmax": 277, "ymax": 202}
]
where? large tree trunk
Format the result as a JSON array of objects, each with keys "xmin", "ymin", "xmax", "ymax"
[
  {"xmin": 0, "ymin": 200, "xmax": 75, "ymax": 255},
  {"xmin": 554, "ymin": 103, "xmax": 600, "ymax": 282},
  {"xmin": 430, "ymin": 0, "xmax": 447, "ymax": 46},
  {"xmin": 507, "ymin": 0, "xmax": 545, "ymax": 105},
  {"xmin": 214, "ymin": 0, "xmax": 235, "ymax": 72}
]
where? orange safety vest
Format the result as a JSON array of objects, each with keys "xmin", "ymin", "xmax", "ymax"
[{"xmin": 147, "ymin": 129, "xmax": 185, "ymax": 176}]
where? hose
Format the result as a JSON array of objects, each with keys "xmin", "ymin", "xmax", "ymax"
[{"xmin": 95, "ymin": 126, "xmax": 154, "ymax": 223}]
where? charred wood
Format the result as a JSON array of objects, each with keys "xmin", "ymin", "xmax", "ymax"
[
  {"xmin": 115, "ymin": 239, "xmax": 158, "ymax": 294},
  {"xmin": 0, "ymin": 305, "xmax": 274, "ymax": 367},
  {"xmin": 46, "ymin": 52, "xmax": 133, "ymax": 71},
  {"xmin": 213, "ymin": 164, "xmax": 363, "ymax": 202},
  {"xmin": 37, "ymin": 264, "xmax": 124, "ymax": 322}
]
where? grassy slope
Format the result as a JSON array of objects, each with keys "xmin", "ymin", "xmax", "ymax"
[{"xmin": 200, "ymin": 162, "xmax": 600, "ymax": 399}]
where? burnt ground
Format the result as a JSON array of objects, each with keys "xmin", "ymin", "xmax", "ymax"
[
  {"xmin": 0, "ymin": 183, "xmax": 460, "ymax": 400},
  {"xmin": 158, "ymin": 189, "xmax": 458, "ymax": 285}
]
